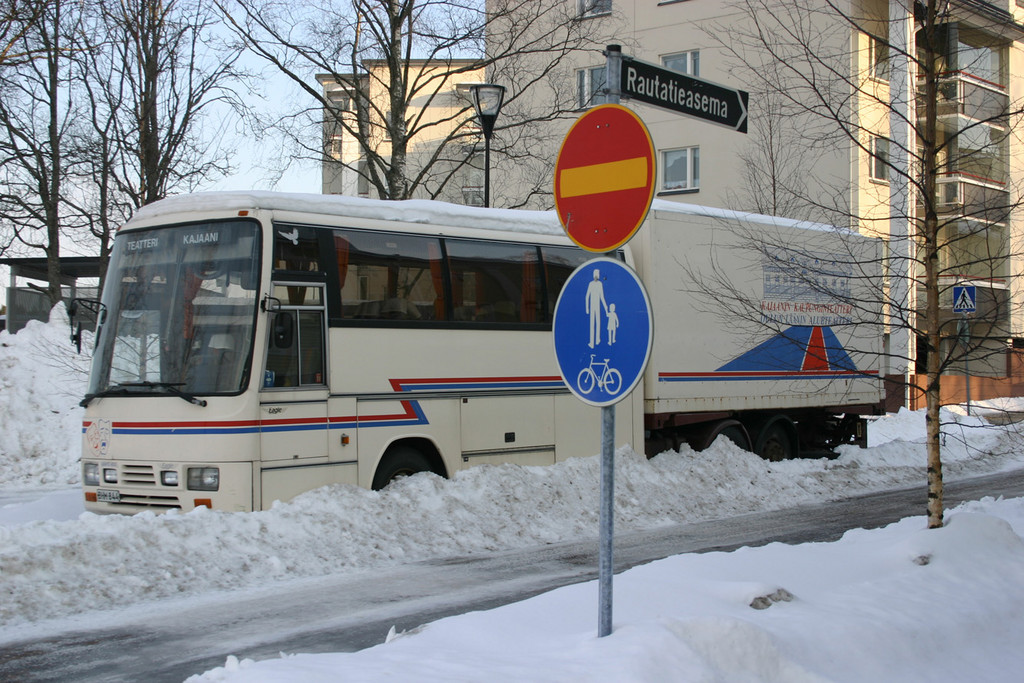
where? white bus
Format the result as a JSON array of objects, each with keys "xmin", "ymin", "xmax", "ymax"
[{"xmin": 77, "ymin": 192, "xmax": 642, "ymax": 513}]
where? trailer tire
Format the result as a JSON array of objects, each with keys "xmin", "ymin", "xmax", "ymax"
[
  {"xmin": 754, "ymin": 420, "xmax": 796, "ymax": 462},
  {"xmin": 372, "ymin": 445, "xmax": 433, "ymax": 490},
  {"xmin": 715, "ymin": 422, "xmax": 752, "ymax": 451},
  {"xmin": 691, "ymin": 419, "xmax": 751, "ymax": 452}
]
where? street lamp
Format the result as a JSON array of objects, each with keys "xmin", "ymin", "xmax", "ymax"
[{"xmin": 469, "ymin": 83, "xmax": 505, "ymax": 207}]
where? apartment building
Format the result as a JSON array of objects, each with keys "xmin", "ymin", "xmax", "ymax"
[
  {"xmin": 319, "ymin": 60, "xmax": 487, "ymax": 205},
  {"xmin": 504, "ymin": 0, "xmax": 1024, "ymax": 402}
]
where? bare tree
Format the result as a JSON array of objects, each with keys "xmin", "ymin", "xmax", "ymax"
[
  {"xmin": 0, "ymin": 0, "xmax": 85, "ymax": 305},
  {"xmin": 217, "ymin": 0, "xmax": 616, "ymax": 204},
  {"xmin": 710, "ymin": 0, "xmax": 1024, "ymax": 527},
  {"xmin": 72, "ymin": 0, "xmax": 247, "ymax": 285},
  {"xmin": 725, "ymin": 90, "xmax": 818, "ymax": 220},
  {"xmin": 0, "ymin": 0, "xmax": 51, "ymax": 68},
  {"xmin": 0, "ymin": 0, "xmax": 247, "ymax": 300}
]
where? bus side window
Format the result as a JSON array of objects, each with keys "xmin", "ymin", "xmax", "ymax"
[
  {"xmin": 274, "ymin": 224, "xmax": 320, "ymax": 273},
  {"xmin": 265, "ymin": 311, "xmax": 298, "ymax": 387},
  {"xmin": 335, "ymin": 230, "xmax": 446, "ymax": 322},
  {"xmin": 447, "ymin": 240, "xmax": 540, "ymax": 324},
  {"xmin": 264, "ymin": 308, "xmax": 326, "ymax": 388},
  {"xmin": 540, "ymin": 246, "xmax": 592, "ymax": 322}
]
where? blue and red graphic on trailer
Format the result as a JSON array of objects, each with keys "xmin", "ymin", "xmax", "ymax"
[{"xmin": 658, "ymin": 325, "xmax": 878, "ymax": 382}]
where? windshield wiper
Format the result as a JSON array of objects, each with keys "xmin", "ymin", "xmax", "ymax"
[{"xmin": 81, "ymin": 381, "xmax": 208, "ymax": 407}]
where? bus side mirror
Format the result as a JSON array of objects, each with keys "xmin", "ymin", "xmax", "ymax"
[
  {"xmin": 71, "ymin": 322, "xmax": 83, "ymax": 354},
  {"xmin": 67, "ymin": 298, "xmax": 106, "ymax": 354},
  {"xmin": 272, "ymin": 312, "xmax": 294, "ymax": 348}
]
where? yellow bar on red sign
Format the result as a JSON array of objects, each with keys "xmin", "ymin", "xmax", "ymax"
[{"xmin": 558, "ymin": 157, "xmax": 649, "ymax": 198}]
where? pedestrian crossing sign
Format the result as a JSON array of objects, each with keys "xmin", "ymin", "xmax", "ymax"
[{"xmin": 952, "ymin": 285, "xmax": 977, "ymax": 314}]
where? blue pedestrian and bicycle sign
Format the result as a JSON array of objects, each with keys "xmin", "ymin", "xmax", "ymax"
[{"xmin": 553, "ymin": 257, "xmax": 653, "ymax": 406}]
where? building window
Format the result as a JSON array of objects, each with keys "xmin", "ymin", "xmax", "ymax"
[
  {"xmin": 462, "ymin": 159, "xmax": 485, "ymax": 207},
  {"xmin": 958, "ymin": 35, "xmax": 1003, "ymax": 85},
  {"xmin": 357, "ymin": 159, "xmax": 369, "ymax": 197},
  {"xmin": 663, "ymin": 50, "xmax": 700, "ymax": 77},
  {"xmin": 662, "ymin": 147, "xmax": 699, "ymax": 191},
  {"xmin": 579, "ymin": 0, "xmax": 611, "ymax": 17},
  {"xmin": 870, "ymin": 35, "xmax": 889, "ymax": 81},
  {"xmin": 577, "ymin": 66, "xmax": 608, "ymax": 109},
  {"xmin": 870, "ymin": 136, "xmax": 889, "ymax": 182}
]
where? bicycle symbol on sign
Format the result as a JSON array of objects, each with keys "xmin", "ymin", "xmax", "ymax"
[{"xmin": 576, "ymin": 355, "xmax": 623, "ymax": 396}]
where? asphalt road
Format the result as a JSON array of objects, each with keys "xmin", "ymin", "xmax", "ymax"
[{"xmin": 3, "ymin": 468, "xmax": 1024, "ymax": 683}]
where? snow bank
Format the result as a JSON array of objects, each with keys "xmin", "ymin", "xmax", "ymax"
[
  {"xmin": 3, "ymin": 422, "xmax": 1024, "ymax": 628},
  {"xmin": 0, "ymin": 306, "xmax": 88, "ymax": 488},
  {"xmin": 187, "ymin": 497, "xmax": 1024, "ymax": 683}
]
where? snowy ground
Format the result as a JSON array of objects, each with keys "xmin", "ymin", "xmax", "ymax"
[{"xmin": 3, "ymin": 311, "xmax": 1024, "ymax": 681}]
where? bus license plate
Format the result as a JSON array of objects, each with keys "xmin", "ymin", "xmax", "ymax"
[{"xmin": 96, "ymin": 489, "xmax": 120, "ymax": 503}]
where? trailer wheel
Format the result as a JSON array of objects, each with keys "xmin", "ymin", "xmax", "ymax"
[
  {"xmin": 755, "ymin": 421, "xmax": 795, "ymax": 462},
  {"xmin": 691, "ymin": 419, "xmax": 751, "ymax": 452},
  {"xmin": 372, "ymin": 445, "xmax": 433, "ymax": 490},
  {"xmin": 716, "ymin": 422, "xmax": 751, "ymax": 451}
]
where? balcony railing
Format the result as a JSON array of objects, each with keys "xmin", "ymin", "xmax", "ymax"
[
  {"xmin": 931, "ymin": 173, "xmax": 1010, "ymax": 226},
  {"xmin": 925, "ymin": 71, "xmax": 1009, "ymax": 127}
]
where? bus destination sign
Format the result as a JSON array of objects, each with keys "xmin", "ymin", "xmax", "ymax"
[{"xmin": 620, "ymin": 56, "xmax": 749, "ymax": 133}]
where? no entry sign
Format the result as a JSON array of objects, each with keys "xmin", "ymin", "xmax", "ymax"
[{"xmin": 554, "ymin": 104, "xmax": 655, "ymax": 252}]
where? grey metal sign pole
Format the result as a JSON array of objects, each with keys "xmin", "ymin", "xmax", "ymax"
[
  {"xmin": 597, "ymin": 44, "xmax": 623, "ymax": 639},
  {"xmin": 598, "ymin": 402, "xmax": 615, "ymax": 636}
]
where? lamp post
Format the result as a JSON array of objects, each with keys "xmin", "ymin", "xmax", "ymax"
[{"xmin": 469, "ymin": 83, "xmax": 505, "ymax": 207}]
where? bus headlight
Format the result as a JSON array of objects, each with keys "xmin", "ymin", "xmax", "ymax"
[
  {"xmin": 83, "ymin": 463, "xmax": 99, "ymax": 486},
  {"xmin": 160, "ymin": 470, "xmax": 179, "ymax": 487},
  {"xmin": 103, "ymin": 468, "xmax": 118, "ymax": 484},
  {"xmin": 187, "ymin": 467, "xmax": 219, "ymax": 491}
]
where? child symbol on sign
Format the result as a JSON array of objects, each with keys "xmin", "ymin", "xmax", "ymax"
[{"xmin": 607, "ymin": 303, "xmax": 619, "ymax": 345}]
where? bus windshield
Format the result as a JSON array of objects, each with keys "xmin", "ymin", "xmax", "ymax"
[{"xmin": 88, "ymin": 219, "xmax": 261, "ymax": 398}]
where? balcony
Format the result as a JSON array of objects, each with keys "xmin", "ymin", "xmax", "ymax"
[
  {"xmin": 929, "ymin": 70, "xmax": 1009, "ymax": 127},
  {"xmin": 934, "ymin": 219, "xmax": 1010, "ymax": 284},
  {"xmin": 933, "ymin": 173, "xmax": 1010, "ymax": 226}
]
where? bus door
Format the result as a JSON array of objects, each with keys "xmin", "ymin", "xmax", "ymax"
[{"xmin": 259, "ymin": 280, "xmax": 330, "ymax": 504}]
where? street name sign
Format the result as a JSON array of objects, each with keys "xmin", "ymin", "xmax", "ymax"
[
  {"xmin": 553, "ymin": 257, "xmax": 653, "ymax": 407},
  {"xmin": 553, "ymin": 104, "xmax": 656, "ymax": 253},
  {"xmin": 620, "ymin": 56, "xmax": 749, "ymax": 133}
]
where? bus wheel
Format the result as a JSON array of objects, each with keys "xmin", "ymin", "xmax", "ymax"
[
  {"xmin": 754, "ymin": 421, "xmax": 795, "ymax": 462},
  {"xmin": 372, "ymin": 445, "xmax": 433, "ymax": 490}
]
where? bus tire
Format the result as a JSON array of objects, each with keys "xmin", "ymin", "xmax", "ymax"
[{"xmin": 372, "ymin": 445, "xmax": 433, "ymax": 490}]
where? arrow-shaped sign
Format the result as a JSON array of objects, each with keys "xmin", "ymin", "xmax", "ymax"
[{"xmin": 619, "ymin": 56, "xmax": 749, "ymax": 133}]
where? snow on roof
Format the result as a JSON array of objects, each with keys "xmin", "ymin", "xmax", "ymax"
[
  {"xmin": 649, "ymin": 198, "xmax": 849, "ymax": 234},
  {"xmin": 130, "ymin": 192, "xmax": 848, "ymax": 238},
  {"xmin": 130, "ymin": 191, "xmax": 565, "ymax": 237}
]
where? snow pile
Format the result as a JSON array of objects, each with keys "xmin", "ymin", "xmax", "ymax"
[
  {"xmin": 0, "ymin": 306, "xmax": 88, "ymax": 488},
  {"xmin": 3, "ymin": 418, "xmax": 1024, "ymax": 628},
  {"xmin": 188, "ymin": 498, "xmax": 1024, "ymax": 683}
]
